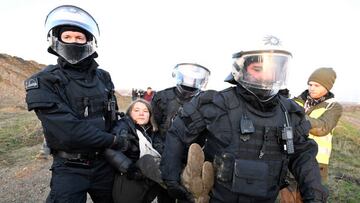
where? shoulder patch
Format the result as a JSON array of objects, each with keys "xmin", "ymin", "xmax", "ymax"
[{"xmin": 24, "ymin": 78, "xmax": 39, "ymax": 90}]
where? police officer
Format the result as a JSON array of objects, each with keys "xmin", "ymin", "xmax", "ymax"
[
  {"xmin": 151, "ymin": 63, "xmax": 211, "ymax": 151},
  {"xmin": 25, "ymin": 5, "xmax": 127, "ymax": 203},
  {"xmin": 151, "ymin": 63, "xmax": 210, "ymax": 203},
  {"xmin": 160, "ymin": 36, "xmax": 329, "ymax": 202}
]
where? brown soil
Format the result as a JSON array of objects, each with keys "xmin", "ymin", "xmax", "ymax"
[
  {"xmin": 0, "ymin": 144, "xmax": 95, "ymax": 203},
  {"xmin": 0, "ymin": 145, "xmax": 51, "ymax": 203}
]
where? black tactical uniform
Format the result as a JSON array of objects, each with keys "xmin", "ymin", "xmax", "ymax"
[
  {"xmin": 151, "ymin": 87, "xmax": 194, "ymax": 203},
  {"xmin": 25, "ymin": 5, "xmax": 119, "ymax": 203},
  {"xmin": 152, "ymin": 63, "xmax": 211, "ymax": 203},
  {"xmin": 160, "ymin": 36, "xmax": 328, "ymax": 202},
  {"xmin": 152, "ymin": 63, "xmax": 211, "ymax": 151},
  {"xmin": 160, "ymin": 86, "xmax": 328, "ymax": 202},
  {"xmin": 152, "ymin": 87, "xmax": 192, "ymax": 149},
  {"xmin": 25, "ymin": 57, "xmax": 117, "ymax": 202}
]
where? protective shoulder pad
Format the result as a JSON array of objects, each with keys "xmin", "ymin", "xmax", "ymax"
[
  {"xmin": 164, "ymin": 87, "xmax": 177, "ymax": 101},
  {"xmin": 219, "ymin": 87, "xmax": 239, "ymax": 109},
  {"xmin": 24, "ymin": 65, "xmax": 53, "ymax": 91},
  {"xmin": 25, "ymin": 65, "xmax": 63, "ymax": 111},
  {"xmin": 153, "ymin": 87, "xmax": 176, "ymax": 104},
  {"xmin": 181, "ymin": 90, "xmax": 217, "ymax": 117},
  {"xmin": 197, "ymin": 90, "xmax": 218, "ymax": 105},
  {"xmin": 25, "ymin": 65, "xmax": 62, "ymax": 90},
  {"xmin": 42, "ymin": 65, "xmax": 66, "ymax": 83},
  {"xmin": 97, "ymin": 68, "xmax": 114, "ymax": 90},
  {"xmin": 44, "ymin": 64, "xmax": 59, "ymax": 72}
]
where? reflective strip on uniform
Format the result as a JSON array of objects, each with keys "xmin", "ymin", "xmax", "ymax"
[{"xmin": 295, "ymin": 101, "xmax": 333, "ymax": 164}]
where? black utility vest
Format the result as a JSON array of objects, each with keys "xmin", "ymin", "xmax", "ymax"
[
  {"xmin": 203, "ymin": 88, "xmax": 289, "ymax": 197},
  {"xmin": 158, "ymin": 88, "xmax": 191, "ymax": 136},
  {"xmin": 49, "ymin": 65, "xmax": 113, "ymax": 131}
]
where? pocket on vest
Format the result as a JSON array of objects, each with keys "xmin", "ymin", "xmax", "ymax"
[{"xmin": 232, "ymin": 159, "xmax": 268, "ymax": 197}]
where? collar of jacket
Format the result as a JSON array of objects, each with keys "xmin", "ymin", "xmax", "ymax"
[
  {"xmin": 57, "ymin": 56, "xmax": 98, "ymax": 80},
  {"xmin": 235, "ymin": 85, "xmax": 279, "ymax": 112},
  {"xmin": 299, "ymin": 90, "xmax": 334, "ymax": 102}
]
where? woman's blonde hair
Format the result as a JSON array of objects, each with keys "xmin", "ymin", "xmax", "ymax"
[{"xmin": 126, "ymin": 98, "xmax": 158, "ymax": 132}]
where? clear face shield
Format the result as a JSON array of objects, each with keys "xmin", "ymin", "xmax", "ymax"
[
  {"xmin": 232, "ymin": 50, "xmax": 291, "ymax": 101},
  {"xmin": 45, "ymin": 5, "xmax": 100, "ymax": 64},
  {"xmin": 172, "ymin": 63, "xmax": 211, "ymax": 98}
]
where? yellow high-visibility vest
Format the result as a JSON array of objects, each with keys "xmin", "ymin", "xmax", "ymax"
[{"xmin": 296, "ymin": 100, "xmax": 333, "ymax": 164}]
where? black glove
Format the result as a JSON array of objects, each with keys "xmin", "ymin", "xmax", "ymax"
[
  {"xmin": 111, "ymin": 133, "xmax": 134, "ymax": 151},
  {"xmin": 165, "ymin": 180, "xmax": 194, "ymax": 202},
  {"xmin": 126, "ymin": 163, "xmax": 144, "ymax": 180}
]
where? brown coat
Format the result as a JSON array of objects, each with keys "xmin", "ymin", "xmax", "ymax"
[{"xmin": 293, "ymin": 91, "xmax": 343, "ymax": 137}]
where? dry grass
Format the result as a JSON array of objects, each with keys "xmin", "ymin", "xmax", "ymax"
[
  {"xmin": 328, "ymin": 108, "xmax": 360, "ymax": 202},
  {"xmin": 0, "ymin": 111, "xmax": 43, "ymax": 165},
  {"xmin": 0, "ymin": 101, "xmax": 359, "ymax": 202}
]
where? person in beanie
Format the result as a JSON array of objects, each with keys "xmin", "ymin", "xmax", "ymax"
[
  {"xmin": 296, "ymin": 67, "xmax": 342, "ymax": 182},
  {"xmin": 279, "ymin": 67, "xmax": 342, "ymax": 202}
]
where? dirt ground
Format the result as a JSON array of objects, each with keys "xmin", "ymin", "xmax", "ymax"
[
  {"xmin": 0, "ymin": 144, "xmax": 51, "ymax": 203},
  {"xmin": 0, "ymin": 144, "xmax": 96, "ymax": 203}
]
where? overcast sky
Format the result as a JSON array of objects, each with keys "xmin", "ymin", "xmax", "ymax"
[{"xmin": 1, "ymin": 0, "xmax": 359, "ymax": 102}]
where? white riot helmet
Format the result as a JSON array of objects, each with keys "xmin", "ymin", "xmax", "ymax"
[
  {"xmin": 225, "ymin": 35, "xmax": 292, "ymax": 101},
  {"xmin": 172, "ymin": 63, "xmax": 211, "ymax": 98},
  {"xmin": 45, "ymin": 5, "xmax": 100, "ymax": 64}
]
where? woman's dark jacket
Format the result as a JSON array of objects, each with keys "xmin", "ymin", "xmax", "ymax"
[{"xmin": 106, "ymin": 115, "xmax": 162, "ymax": 172}]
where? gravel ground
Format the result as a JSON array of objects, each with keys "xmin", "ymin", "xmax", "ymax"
[
  {"xmin": 0, "ymin": 143, "xmax": 167, "ymax": 203},
  {"xmin": 0, "ymin": 144, "xmax": 96, "ymax": 203},
  {"xmin": 0, "ymin": 144, "xmax": 51, "ymax": 203}
]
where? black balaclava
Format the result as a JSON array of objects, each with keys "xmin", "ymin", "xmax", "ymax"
[{"xmin": 236, "ymin": 84, "xmax": 279, "ymax": 113}]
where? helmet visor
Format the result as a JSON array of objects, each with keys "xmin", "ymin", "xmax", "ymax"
[
  {"xmin": 234, "ymin": 51, "xmax": 291, "ymax": 97},
  {"xmin": 173, "ymin": 63, "xmax": 211, "ymax": 90}
]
